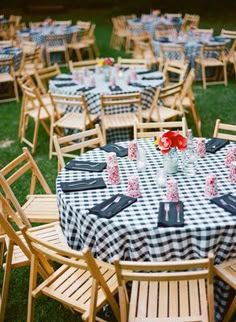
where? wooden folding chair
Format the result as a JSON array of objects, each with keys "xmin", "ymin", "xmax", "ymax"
[
  {"xmin": 79, "ymin": 23, "xmax": 100, "ymax": 58},
  {"xmin": 67, "ymin": 30, "xmax": 93, "ymax": 61},
  {"xmin": 68, "ymin": 58, "xmax": 99, "ymax": 72},
  {"xmin": 214, "ymin": 259, "xmax": 236, "ymax": 322},
  {"xmin": 53, "ymin": 20, "xmax": 72, "ymax": 26},
  {"xmin": 213, "ymin": 119, "xmax": 236, "ymax": 141},
  {"xmin": 53, "ymin": 124, "xmax": 104, "ymax": 171},
  {"xmin": 100, "ymin": 92, "xmax": 142, "ymax": 144},
  {"xmin": 44, "ymin": 34, "xmax": 69, "ymax": 66},
  {"xmin": 117, "ymin": 56, "xmax": 149, "ymax": 69},
  {"xmin": 142, "ymin": 81, "xmax": 184, "ymax": 122},
  {"xmin": 113, "ymin": 252, "xmax": 215, "ymax": 322},
  {"xmin": 34, "ymin": 63, "xmax": 61, "ymax": 94},
  {"xmin": 0, "ymin": 193, "xmax": 68, "ymax": 322},
  {"xmin": 0, "ymin": 147, "xmax": 59, "ymax": 225},
  {"xmin": 134, "ymin": 117, "xmax": 187, "ymax": 139},
  {"xmin": 163, "ymin": 60, "xmax": 189, "ymax": 85},
  {"xmin": 23, "ymin": 229, "xmax": 119, "ymax": 322},
  {"xmin": 0, "ymin": 56, "xmax": 19, "ymax": 103},
  {"xmin": 16, "ymin": 45, "xmax": 44, "ymax": 77},
  {"xmin": 195, "ymin": 43, "xmax": 228, "ymax": 89},
  {"xmin": 49, "ymin": 92, "xmax": 99, "ymax": 159}
]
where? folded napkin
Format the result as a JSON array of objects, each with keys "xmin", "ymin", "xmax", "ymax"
[
  {"xmin": 158, "ymin": 201, "xmax": 184, "ymax": 227},
  {"xmin": 157, "ymin": 37, "xmax": 170, "ymax": 43},
  {"xmin": 65, "ymin": 160, "xmax": 107, "ymax": 172},
  {"xmin": 109, "ymin": 85, "xmax": 122, "ymax": 92},
  {"xmin": 212, "ymin": 36, "xmax": 227, "ymax": 42},
  {"xmin": 100, "ymin": 144, "xmax": 128, "ymax": 157},
  {"xmin": 211, "ymin": 193, "xmax": 236, "ymax": 215},
  {"xmin": 128, "ymin": 82, "xmax": 146, "ymax": 88},
  {"xmin": 136, "ymin": 70, "xmax": 154, "ymax": 75},
  {"xmin": 206, "ymin": 138, "xmax": 230, "ymax": 153},
  {"xmin": 55, "ymin": 82, "xmax": 77, "ymax": 87},
  {"xmin": 89, "ymin": 193, "xmax": 137, "ymax": 219},
  {"xmin": 119, "ymin": 67, "xmax": 129, "ymax": 71},
  {"xmin": 76, "ymin": 86, "xmax": 95, "ymax": 93},
  {"xmin": 54, "ymin": 77, "xmax": 73, "ymax": 81},
  {"xmin": 142, "ymin": 76, "xmax": 163, "ymax": 80},
  {"xmin": 60, "ymin": 177, "xmax": 106, "ymax": 192}
]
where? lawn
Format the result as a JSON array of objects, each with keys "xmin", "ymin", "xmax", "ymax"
[{"xmin": 0, "ymin": 8, "xmax": 236, "ymax": 321}]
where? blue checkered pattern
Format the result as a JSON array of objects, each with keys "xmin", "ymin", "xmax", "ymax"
[
  {"xmin": 56, "ymin": 138, "xmax": 236, "ymax": 321},
  {"xmin": 0, "ymin": 47, "xmax": 22, "ymax": 72}
]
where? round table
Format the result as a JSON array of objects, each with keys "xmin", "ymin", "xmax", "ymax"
[
  {"xmin": 56, "ymin": 138, "xmax": 236, "ymax": 321},
  {"xmin": 49, "ymin": 67, "xmax": 164, "ymax": 142}
]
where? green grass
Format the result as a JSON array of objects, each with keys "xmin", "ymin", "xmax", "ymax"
[{"xmin": 0, "ymin": 9, "xmax": 236, "ymax": 321}]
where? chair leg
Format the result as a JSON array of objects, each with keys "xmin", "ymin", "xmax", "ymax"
[
  {"xmin": 13, "ymin": 79, "xmax": 19, "ymax": 102},
  {"xmin": 201, "ymin": 65, "xmax": 206, "ymax": 89},
  {"xmin": 190, "ymin": 102, "xmax": 202, "ymax": 137},
  {"xmin": 0, "ymin": 242, "xmax": 14, "ymax": 322},
  {"xmin": 64, "ymin": 49, "xmax": 69, "ymax": 66},
  {"xmin": 223, "ymin": 296, "xmax": 236, "ymax": 322},
  {"xmin": 32, "ymin": 119, "xmax": 40, "ymax": 154},
  {"xmin": 223, "ymin": 65, "xmax": 228, "ymax": 87},
  {"xmin": 0, "ymin": 239, "xmax": 4, "ymax": 266},
  {"xmin": 75, "ymin": 49, "xmax": 82, "ymax": 61},
  {"xmin": 27, "ymin": 255, "xmax": 38, "ymax": 322}
]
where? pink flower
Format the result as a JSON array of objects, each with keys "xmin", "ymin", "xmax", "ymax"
[{"xmin": 155, "ymin": 130, "xmax": 187, "ymax": 154}]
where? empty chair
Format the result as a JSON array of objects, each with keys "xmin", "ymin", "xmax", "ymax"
[
  {"xmin": 67, "ymin": 30, "xmax": 93, "ymax": 61},
  {"xmin": 163, "ymin": 60, "xmax": 189, "ymax": 85},
  {"xmin": 44, "ymin": 34, "xmax": 69, "ymax": 66},
  {"xmin": 160, "ymin": 43, "xmax": 186, "ymax": 66},
  {"xmin": 181, "ymin": 13, "xmax": 200, "ymax": 32},
  {"xmin": 53, "ymin": 20, "xmax": 72, "ymax": 26},
  {"xmin": 16, "ymin": 45, "xmax": 44, "ymax": 77},
  {"xmin": 195, "ymin": 43, "xmax": 228, "ymax": 89},
  {"xmin": 34, "ymin": 63, "xmax": 61, "ymax": 94},
  {"xmin": 110, "ymin": 16, "xmax": 129, "ymax": 50},
  {"xmin": 220, "ymin": 29, "xmax": 236, "ymax": 39},
  {"xmin": 68, "ymin": 58, "xmax": 99, "ymax": 72},
  {"xmin": 76, "ymin": 20, "xmax": 91, "ymax": 31},
  {"xmin": 0, "ymin": 147, "xmax": 59, "ymax": 225},
  {"xmin": 142, "ymin": 81, "xmax": 184, "ymax": 122},
  {"xmin": 125, "ymin": 22, "xmax": 146, "ymax": 53},
  {"xmin": 79, "ymin": 23, "xmax": 100, "ymax": 58},
  {"xmin": 134, "ymin": 117, "xmax": 187, "ymax": 139},
  {"xmin": 213, "ymin": 119, "xmax": 236, "ymax": 141},
  {"xmin": 165, "ymin": 13, "xmax": 182, "ymax": 19},
  {"xmin": 0, "ymin": 193, "xmax": 69, "ymax": 322},
  {"xmin": 214, "ymin": 259, "xmax": 236, "ymax": 322},
  {"xmin": 49, "ymin": 92, "xmax": 99, "ymax": 158},
  {"xmin": 24, "ymin": 229, "xmax": 119, "ymax": 322},
  {"xmin": 113, "ymin": 252, "xmax": 214, "ymax": 322},
  {"xmin": 53, "ymin": 124, "xmax": 104, "ymax": 171},
  {"xmin": 117, "ymin": 56, "xmax": 149, "ymax": 69},
  {"xmin": 0, "ymin": 56, "xmax": 19, "ymax": 102},
  {"xmin": 100, "ymin": 92, "xmax": 142, "ymax": 144}
]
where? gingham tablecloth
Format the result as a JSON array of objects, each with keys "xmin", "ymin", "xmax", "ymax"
[
  {"xmin": 56, "ymin": 138, "xmax": 236, "ymax": 321},
  {"xmin": 49, "ymin": 68, "xmax": 164, "ymax": 142},
  {"xmin": 0, "ymin": 47, "xmax": 22, "ymax": 72}
]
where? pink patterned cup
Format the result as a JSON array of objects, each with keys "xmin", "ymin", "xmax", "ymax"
[
  {"xmin": 166, "ymin": 178, "xmax": 179, "ymax": 202},
  {"xmin": 205, "ymin": 174, "xmax": 218, "ymax": 199},
  {"xmin": 107, "ymin": 152, "xmax": 117, "ymax": 170},
  {"xmin": 196, "ymin": 138, "xmax": 206, "ymax": 157},
  {"xmin": 108, "ymin": 163, "xmax": 120, "ymax": 185},
  {"xmin": 128, "ymin": 141, "xmax": 137, "ymax": 160},
  {"xmin": 225, "ymin": 147, "xmax": 236, "ymax": 168},
  {"xmin": 228, "ymin": 161, "xmax": 236, "ymax": 184},
  {"xmin": 127, "ymin": 175, "xmax": 141, "ymax": 198}
]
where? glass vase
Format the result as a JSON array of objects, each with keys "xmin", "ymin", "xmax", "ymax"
[
  {"xmin": 103, "ymin": 66, "xmax": 111, "ymax": 82},
  {"xmin": 163, "ymin": 148, "xmax": 178, "ymax": 174}
]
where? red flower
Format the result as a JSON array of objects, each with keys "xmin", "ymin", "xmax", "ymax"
[{"xmin": 155, "ymin": 130, "xmax": 187, "ymax": 154}]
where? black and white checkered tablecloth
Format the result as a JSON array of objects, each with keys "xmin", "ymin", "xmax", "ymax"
[
  {"xmin": 0, "ymin": 47, "xmax": 22, "ymax": 72},
  {"xmin": 56, "ymin": 138, "xmax": 236, "ymax": 321},
  {"xmin": 49, "ymin": 69, "xmax": 164, "ymax": 142}
]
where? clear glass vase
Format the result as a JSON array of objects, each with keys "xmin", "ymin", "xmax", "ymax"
[
  {"xmin": 163, "ymin": 148, "xmax": 178, "ymax": 174},
  {"xmin": 103, "ymin": 66, "xmax": 111, "ymax": 82}
]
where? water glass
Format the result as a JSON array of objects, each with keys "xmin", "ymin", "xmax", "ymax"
[
  {"xmin": 183, "ymin": 149, "xmax": 198, "ymax": 176},
  {"xmin": 156, "ymin": 168, "xmax": 167, "ymax": 187},
  {"xmin": 137, "ymin": 148, "xmax": 146, "ymax": 171}
]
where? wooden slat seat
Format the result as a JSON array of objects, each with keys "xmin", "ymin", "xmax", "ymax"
[
  {"xmin": 213, "ymin": 119, "xmax": 236, "ymax": 141},
  {"xmin": 55, "ymin": 112, "xmax": 98, "ymax": 129}
]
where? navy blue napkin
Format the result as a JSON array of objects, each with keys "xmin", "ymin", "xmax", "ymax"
[
  {"xmin": 136, "ymin": 70, "xmax": 154, "ymax": 75},
  {"xmin": 206, "ymin": 138, "xmax": 230, "ymax": 153},
  {"xmin": 119, "ymin": 67, "xmax": 129, "ymax": 71},
  {"xmin": 89, "ymin": 193, "xmax": 137, "ymax": 219},
  {"xmin": 157, "ymin": 37, "xmax": 170, "ymax": 43},
  {"xmin": 76, "ymin": 86, "xmax": 95, "ymax": 93},
  {"xmin": 128, "ymin": 82, "xmax": 146, "ymax": 88},
  {"xmin": 100, "ymin": 144, "xmax": 128, "ymax": 157},
  {"xmin": 212, "ymin": 36, "xmax": 227, "ymax": 42},
  {"xmin": 158, "ymin": 201, "xmax": 184, "ymax": 227},
  {"xmin": 61, "ymin": 177, "xmax": 106, "ymax": 192},
  {"xmin": 55, "ymin": 82, "xmax": 77, "ymax": 87},
  {"xmin": 54, "ymin": 77, "xmax": 72, "ymax": 81},
  {"xmin": 211, "ymin": 194, "xmax": 236, "ymax": 215},
  {"xmin": 109, "ymin": 85, "xmax": 122, "ymax": 92},
  {"xmin": 65, "ymin": 160, "xmax": 107, "ymax": 172},
  {"xmin": 142, "ymin": 76, "xmax": 163, "ymax": 80}
]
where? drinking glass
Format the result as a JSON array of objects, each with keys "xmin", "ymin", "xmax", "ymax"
[
  {"xmin": 156, "ymin": 168, "xmax": 167, "ymax": 187},
  {"xmin": 137, "ymin": 148, "xmax": 146, "ymax": 171}
]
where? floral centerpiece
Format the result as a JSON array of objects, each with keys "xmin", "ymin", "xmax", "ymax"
[
  {"xmin": 98, "ymin": 57, "xmax": 115, "ymax": 81},
  {"xmin": 43, "ymin": 18, "xmax": 53, "ymax": 25},
  {"xmin": 155, "ymin": 130, "xmax": 187, "ymax": 174}
]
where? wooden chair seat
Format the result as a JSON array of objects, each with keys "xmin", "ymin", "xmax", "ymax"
[
  {"xmin": 46, "ymin": 45, "xmax": 67, "ymax": 53},
  {"xmin": 38, "ymin": 261, "xmax": 118, "ymax": 320},
  {"xmin": 22, "ymin": 195, "xmax": 58, "ymax": 223},
  {"xmin": 55, "ymin": 112, "xmax": 98, "ymax": 129},
  {"xmin": 0, "ymin": 73, "xmax": 14, "ymax": 82},
  {"xmin": 4, "ymin": 232, "xmax": 29, "ymax": 268},
  {"xmin": 26, "ymin": 103, "xmax": 55, "ymax": 120},
  {"xmin": 195, "ymin": 57, "xmax": 225, "ymax": 67},
  {"xmin": 129, "ymin": 279, "xmax": 208, "ymax": 321},
  {"xmin": 103, "ymin": 113, "xmax": 138, "ymax": 129}
]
